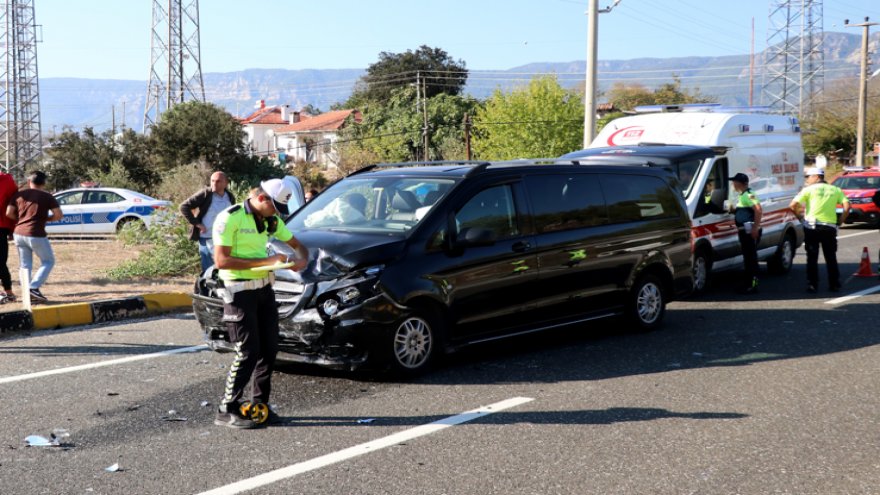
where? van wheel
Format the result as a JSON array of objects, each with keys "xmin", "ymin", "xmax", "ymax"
[
  {"xmin": 386, "ymin": 310, "xmax": 440, "ymax": 376},
  {"xmin": 768, "ymin": 232, "xmax": 795, "ymax": 274},
  {"xmin": 627, "ymin": 274, "xmax": 666, "ymax": 331},
  {"xmin": 692, "ymin": 249, "xmax": 712, "ymax": 295}
]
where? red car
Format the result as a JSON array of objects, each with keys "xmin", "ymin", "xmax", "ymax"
[{"xmin": 832, "ymin": 169, "xmax": 880, "ymax": 226}]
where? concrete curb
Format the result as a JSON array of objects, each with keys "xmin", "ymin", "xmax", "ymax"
[{"xmin": 0, "ymin": 292, "xmax": 192, "ymax": 337}]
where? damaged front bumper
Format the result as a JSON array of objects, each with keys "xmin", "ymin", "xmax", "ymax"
[{"xmin": 191, "ymin": 279, "xmax": 402, "ymax": 371}]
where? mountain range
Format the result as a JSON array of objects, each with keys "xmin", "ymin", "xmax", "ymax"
[{"xmin": 39, "ymin": 31, "xmax": 879, "ymax": 134}]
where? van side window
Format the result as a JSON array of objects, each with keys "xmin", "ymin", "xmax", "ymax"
[
  {"xmin": 523, "ymin": 175, "xmax": 607, "ymax": 233},
  {"xmin": 455, "ymin": 185, "xmax": 519, "ymax": 239},
  {"xmin": 602, "ymin": 175, "xmax": 680, "ymax": 223}
]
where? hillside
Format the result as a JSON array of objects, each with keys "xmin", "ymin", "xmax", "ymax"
[{"xmin": 38, "ymin": 31, "xmax": 879, "ymax": 133}]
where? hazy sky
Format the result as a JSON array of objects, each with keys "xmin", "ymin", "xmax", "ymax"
[{"xmin": 35, "ymin": 0, "xmax": 879, "ymax": 80}]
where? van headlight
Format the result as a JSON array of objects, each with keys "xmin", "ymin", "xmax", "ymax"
[{"xmin": 316, "ymin": 265, "xmax": 383, "ymax": 318}]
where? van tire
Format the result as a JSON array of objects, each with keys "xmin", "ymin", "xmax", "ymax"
[
  {"xmin": 692, "ymin": 249, "xmax": 712, "ymax": 295},
  {"xmin": 627, "ymin": 274, "xmax": 666, "ymax": 332},
  {"xmin": 768, "ymin": 231, "xmax": 795, "ymax": 275},
  {"xmin": 384, "ymin": 308, "xmax": 441, "ymax": 376}
]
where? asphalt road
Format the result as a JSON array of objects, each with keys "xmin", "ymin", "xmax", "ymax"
[{"xmin": 2, "ymin": 226, "xmax": 880, "ymax": 495}]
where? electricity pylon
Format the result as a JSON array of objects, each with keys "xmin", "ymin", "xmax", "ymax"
[
  {"xmin": 762, "ymin": 0, "xmax": 824, "ymax": 115},
  {"xmin": 0, "ymin": 0, "xmax": 42, "ymax": 181},
  {"xmin": 143, "ymin": 0, "xmax": 205, "ymax": 131}
]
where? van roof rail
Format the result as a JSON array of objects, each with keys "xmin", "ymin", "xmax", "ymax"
[{"xmin": 350, "ymin": 160, "xmax": 491, "ymax": 176}]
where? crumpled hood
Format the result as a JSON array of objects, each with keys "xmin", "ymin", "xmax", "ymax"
[{"xmin": 272, "ymin": 229, "xmax": 407, "ymax": 282}]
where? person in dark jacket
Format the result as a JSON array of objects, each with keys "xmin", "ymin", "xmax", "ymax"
[
  {"xmin": 179, "ymin": 172, "xmax": 236, "ymax": 272},
  {"xmin": 0, "ymin": 171, "xmax": 18, "ymax": 303}
]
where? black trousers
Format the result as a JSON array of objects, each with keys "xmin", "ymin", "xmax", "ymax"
[
  {"xmin": 0, "ymin": 228, "xmax": 11, "ymax": 291},
  {"xmin": 737, "ymin": 229, "xmax": 760, "ymax": 287},
  {"xmin": 221, "ymin": 284, "xmax": 279, "ymax": 407},
  {"xmin": 804, "ymin": 225, "xmax": 840, "ymax": 289}
]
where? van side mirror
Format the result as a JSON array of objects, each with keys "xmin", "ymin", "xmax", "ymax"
[{"xmin": 456, "ymin": 227, "xmax": 497, "ymax": 248}]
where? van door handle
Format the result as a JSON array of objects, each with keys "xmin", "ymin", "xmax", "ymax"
[{"xmin": 512, "ymin": 241, "xmax": 532, "ymax": 252}]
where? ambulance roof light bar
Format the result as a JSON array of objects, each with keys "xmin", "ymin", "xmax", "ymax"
[{"xmin": 632, "ymin": 103, "xmax": 773, "ymax": 114}]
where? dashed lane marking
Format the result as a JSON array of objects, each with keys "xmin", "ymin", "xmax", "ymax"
[
  {"xmin": 196, "ymin": 396, "xmax": 536, "ymax": 495},
  {"xmin": 838, "ymin": 230, "xmax": 878, "ymax": 240},
  {"xmin": 0, "ymin": 345, "xmax": 207, "ymax": 385},
  {"xmin": 825, "ymin": 285, "xmax": 880, "ymax": 305}
]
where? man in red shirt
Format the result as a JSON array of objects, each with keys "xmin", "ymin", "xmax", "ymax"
[
  {"xmin": 6, "ymin": 171, "xmax": 62, "ymax": 303},
  {"xmin": 0, "ymin": 171, "xmax": 18, "ymax": 303}
]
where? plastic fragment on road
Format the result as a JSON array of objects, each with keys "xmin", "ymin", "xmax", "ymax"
[
  {"xmin": 200, "ymin": 401, "xmax": 210, "ymax": 407},
  {"xmin": 161, "ymin": 409, "xmax": 188, "ymax": 421},
  {"xmin": 105, "ymin": 463, "xmax": 122, "ymax": 473},
  {"xmin": 25, "ymin": 435, "xmax": 55, "ymax": 447}
]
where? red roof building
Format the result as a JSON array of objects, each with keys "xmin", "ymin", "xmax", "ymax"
[{"xmin": 273, "ymin": 109, "xmax": 362, "ymax": 168}]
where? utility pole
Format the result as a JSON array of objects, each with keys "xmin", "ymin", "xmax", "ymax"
[
  {"xmin": 0, "ymin": 0, "xmax": 43, "ymax": 182},
  {"xmin": 846, "ymin": 17, "xmax": 877, "ymax": 168},
  {"xmin": 143, "ymin": 0, "xmax": 205, "ymax": 131},
  {"xmin": 463, "ymin": 113, "xmax": 472, "ymax": 160},
  {"xmin": 583, "ymin": 0, "xmax": 621, "ymax": 148},
  {"xmin": 422, "ymin": 76, "xmax": 429, "ymax": 160}
]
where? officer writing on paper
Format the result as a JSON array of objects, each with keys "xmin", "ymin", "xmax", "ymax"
[
  {"xmin": 729, "ymin": 173, "xmax": 762, "ymax": 294},
  {"xmin": 212, "ymin": 178, "xmax": 308, "ymax": 429},
  {"xmin": 789, "ymin": 167, "xmax": 849, "ymax": 293}
]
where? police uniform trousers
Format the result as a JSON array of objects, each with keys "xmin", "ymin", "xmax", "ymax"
[
  {"xmin": 221, "ymin": 284, "xmax": 279, "ymax": 407},
  {"xmin": 737, "ymin": 228, "xmax": 761, "ymax": 287},
  {"xmin": 804, "ymin": 225, "xmax": 840, "ymax": 289}
]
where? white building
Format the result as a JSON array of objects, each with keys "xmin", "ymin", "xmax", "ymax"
[{"xmin": 272, "ymin": 109, "xmax": 362, "ymax": 169}]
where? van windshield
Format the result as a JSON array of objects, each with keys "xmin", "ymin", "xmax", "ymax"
[{"xmin": 288, "ymin": 176, "xmax": 457, "ymax": 234}]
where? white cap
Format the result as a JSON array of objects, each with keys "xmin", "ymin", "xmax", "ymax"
[
  {"xmin": 260, "ymin": 178, "xmax": 293, "ymax": 215},
  {"xmin": 804, "ymin": 166, "xmax": 824, "ymax": 177}
]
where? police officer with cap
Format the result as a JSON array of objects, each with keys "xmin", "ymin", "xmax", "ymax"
[
  {"xmin": 729, "ymin": 172, "xmax": 763, "ymax": 294},
  {"xmin": 790, "ymin": 167, "xmax": 849, "ymax": 293},
  {"xmin": 212, "ymin": 178, "xmax": 308, "ymax": 429}
]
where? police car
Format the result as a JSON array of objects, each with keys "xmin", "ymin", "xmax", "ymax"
[
  {"xmin": 830, "ymin": 168, "xmax": 880, "ymax": 227},
  {"xmin": 47, "ymin": 187, "xmax": 171, "ymax": 234}
]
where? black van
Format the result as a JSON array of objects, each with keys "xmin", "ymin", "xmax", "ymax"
[{"xmin": 192, "ymin": 160, "xmax": 694, "ymax": 374}]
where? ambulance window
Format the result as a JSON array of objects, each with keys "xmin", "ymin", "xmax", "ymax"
[
  {"xmin": 677, "ymin": 160, "xmax": 701, "ymax": 196},
  {"xmin": 694, "ymin": 159, "xmax": 728, "ymax": 218}
]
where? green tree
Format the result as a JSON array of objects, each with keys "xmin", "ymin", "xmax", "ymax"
[
  {"xmin": 347, "ymin": 45, "xmax": 467, "ymax": 106},
  {"xmin": 602, "ymin": 75, "xmax": 716, "ymax": 112},
  {"xmin": 802, "ymin": 78, "xmax": 880, "ymax": 161},
  {"xmin": 337, "ymin": 85, "xmax": 478, "ymax": 164},
  {"xmin": 148, "ymin": 101, "xmax": 250, "ymax": 173},
  {"xmin": 43, "ymin": 127, "xmax": 154, "ymax": 191},
  {"xmin": 472, "ymin": 75, "xmax": 584, "ymax": 160}
]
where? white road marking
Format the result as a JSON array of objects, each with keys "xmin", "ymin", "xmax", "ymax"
[
  {"xmin": 838, "ymin": 230, "xmax": 878, "ymax": 240},
  {"xmin": 197, "ymin": 396, "xmax": 536, "ymax": 495},
  {"xmin": 0, "ymin": 345, "xmax": 207, "ymax": 385},
  {"xmin": 825, "ymin": 285, "xmax": 880, "ymax": 305}
]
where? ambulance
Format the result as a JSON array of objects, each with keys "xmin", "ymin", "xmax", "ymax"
[{"xmin": 562, "ymin": 104, "xmax": 805, "ymax": 293}]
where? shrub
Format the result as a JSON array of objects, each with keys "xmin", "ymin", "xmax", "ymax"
[{"xmin": 105, "ymin": 204, "xmax": 199, "ymax": 280}]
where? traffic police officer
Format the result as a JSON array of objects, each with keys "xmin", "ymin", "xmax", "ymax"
[
  {"xmin": 213, "ymin": 178, "xmax": 308, "ymax": 429},
  {"xmin": 729, "ymin": 173, "xmax": 762, "ymax": 294},
  {"xmin": 789, "ymin": 167, "xmax": 849, "ymax": 293}
]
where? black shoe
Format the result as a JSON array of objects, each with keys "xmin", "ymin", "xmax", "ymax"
[
  {"xmin": 806, "ymin": 285, "xmax": 818, "ymax": 294},
  {"xmin": 214, "ymin": 405, "xmax": 256, "ymax": 429},
  {"xmin": 29, "ymin": 288, "xmax": 48, "ymax": 303}
]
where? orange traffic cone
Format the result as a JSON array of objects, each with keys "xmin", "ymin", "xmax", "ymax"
[{"xmin": 854, "ymin": 247, "xmax": 877, "ymax": 277}]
